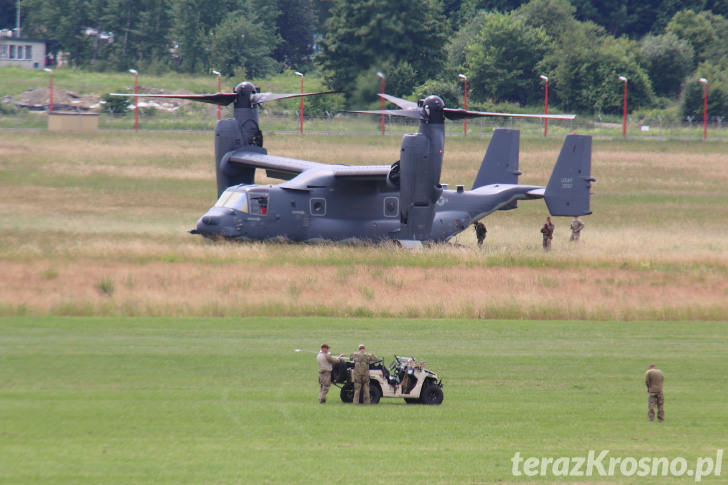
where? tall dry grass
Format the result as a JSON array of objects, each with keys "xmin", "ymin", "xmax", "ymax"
[{"xmin": 1, "ymin": 130, "xmax": 727, "ymax": 319}]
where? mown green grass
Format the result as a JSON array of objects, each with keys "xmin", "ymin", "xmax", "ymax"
[{"xmin": 1, "ymin": 317, "xmax": 725, "ymax": 483}]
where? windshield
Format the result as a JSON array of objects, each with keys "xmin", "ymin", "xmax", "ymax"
[{"xmin": 214, "ymin": 189, "xmax": 248, "ymax": 212}]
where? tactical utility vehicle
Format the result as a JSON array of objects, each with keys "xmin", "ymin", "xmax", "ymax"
[{"xmin": 332, "ymin": 355, "xmax": 443, "ymax": 405}]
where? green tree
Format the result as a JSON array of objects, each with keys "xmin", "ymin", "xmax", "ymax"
[
  {"xmin": 639, "ymin": 33, "xmax": 694, "ymax": 98},
  {"xmin": 412, "ymin": 79, "xmax": 461, "ymax": 108},
  {"xmin": 90, "ymin": 0, "xmax": 172, "ymax": 71},
  {"xmin": 464, "ymin": 11, "xmax": 550, "ymax": 104},
  {"xmin": 210, "ymin": 14, "xmax": 280, "ymax": 78},
  {"xmin": 446, "ymin": 10, "xmax": 490, "ymax": 73},
  {"xmin": 274, "ymin": 0, "xmax": 317, "ymax": 68},
  {"xmin": 170, "ymin": 0, "xmax": 238, "ymax": 73},
  {"xmin": 22, "ymin": 0, "xmax": 95, "ymax": 66},
  {"xmin": 317, "ymin": 0, "xmax": 449, "ymax": 98},
  {"xmin": 682, "ymin": 60, "xmax": 728, "ymax": 118},
  {"xmin": 515, "ymin": 0, "xmax": 577, "ymax": 40},
  {"xmin": 665, "ymin": 9, "xmax": 728, "ymax": 66},
  {"xmin": 546, "ymin": 24, "xmax": 654, "ymax": 113},
  {"xmin": 570, "ymin": 0, "xmax": 706, "ymax": 37},
  {"xmin": 0, "ymin": 0, "xmax": 15, "ymax": 28},
  {"xmin": 455, "ymin": 0, "xmax": 527, "ymax": 26}
]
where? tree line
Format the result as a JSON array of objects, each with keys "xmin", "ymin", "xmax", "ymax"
[{"xmin": 11, "ymin": 0, "xmax": 728, "ymax": 118}]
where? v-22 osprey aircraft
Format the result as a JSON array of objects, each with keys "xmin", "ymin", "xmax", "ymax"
[{"xmin": 113, "ymin": 82, "xmax": 595, "ymax": 246}]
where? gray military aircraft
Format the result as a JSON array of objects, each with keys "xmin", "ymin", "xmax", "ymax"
[{"xmin": 113, "ymin": 82, "xmax": 595, "ymax": 246}]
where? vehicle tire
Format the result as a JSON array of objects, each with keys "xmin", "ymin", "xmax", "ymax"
[
  {"xmin": 368, "ymin": 382, "xmax": 381, "ymax": 404},
  {"xmin": 420, "ymin": 382, "xmax": 444, "ymax": 405},
  {"xmin": 340, "ymin": 385, "xmax": 354, "ymax": 403}
]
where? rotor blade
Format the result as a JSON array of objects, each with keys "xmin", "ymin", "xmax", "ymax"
[
  {"xmin": 346, "ymin": 108, "xmax": 426, "ymax": 120},
  {"xmin": 377, "ymin": 93, "xmax": 418, "ymax": 110},
  {"xmin": 252, "ymin": 91, "xmax": 342, "ymax": 105},
  {"xmin": 109, "ymin": 92, "xmax": 237, "ymax": 106},
  {"xmin": 444, "ymin": 108, "xmax": 576, "ymax": 121}
]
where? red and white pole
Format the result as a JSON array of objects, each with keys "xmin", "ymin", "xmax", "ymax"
[
  {"xmin": 459, "ymin": 74, "xmax": 468, "ymax": 136},
  {"xmin": 618, "ymin": 76, "xmax": 628, "ymax": 138},
  {"xmin": 377, "ymin": 72, "xmax": 386, "ymax": 135},
  {"xmin": 129, "ymin": 69, "xmax": 139, "ymax": 132},
  {"xmin": 295, "ymin": 72, "xmax": 304, "ymax": 134},
  {"xmin": 213, "ymin": 70, "xmax": 222, "ymax": 121},
  {"xmin": 43, "ymin": 68, "xmax": 53, "ymax": 113},
  {"xmin": 699, "ymin": 78, "xmax": 708, "ymax": 140}
]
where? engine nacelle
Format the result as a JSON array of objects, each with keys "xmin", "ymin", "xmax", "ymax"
[{"xmin": 398, "ymin": 132, "xmax": 443, "ymax": 239}]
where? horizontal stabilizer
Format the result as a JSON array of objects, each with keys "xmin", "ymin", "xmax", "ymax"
[{"xmin": 544, "ymin": 134, "xmax": 595, "ymax": 216}]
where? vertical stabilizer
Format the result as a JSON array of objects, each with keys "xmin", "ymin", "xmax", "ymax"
[
  {"xmin": 544, "ymin": 134, "xmax": 595, "ymax": 216},
  {"xmin": 472, "ymin": 128, "xmax": 522, "ymax": 189}
]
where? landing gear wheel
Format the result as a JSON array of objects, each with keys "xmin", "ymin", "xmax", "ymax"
[{"xmin": 421, "ymin": 383, "xmax": 444, "ymax": 405}]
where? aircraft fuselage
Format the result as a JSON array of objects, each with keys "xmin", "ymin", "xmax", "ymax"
[{"xmin": 192, "ymin": 180, "xmax": 543, "ymax": 243}]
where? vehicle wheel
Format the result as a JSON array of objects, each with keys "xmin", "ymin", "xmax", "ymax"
[
  {"xmin": 404, "ymin": 398, "xmax": 420, "ymax": 404},
  {"xmin": 340, "ymin": 385, "xmax": 354, "ymax": 403},
  {"xmin": 369, "ymin": 383, "xmax": 381, "ymax": 404},
  {"xmin": 420, "ymin": 383, "xmax": 444, "ymax": 405}
]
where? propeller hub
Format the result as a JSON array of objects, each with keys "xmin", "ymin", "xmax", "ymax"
[
  {"xmin": 422, "ymin": 95, "xmax": 445, "ymax": 123},
  {"xmin": 234, "ymin": 82, "xmax": 257, "ymax": 108}
]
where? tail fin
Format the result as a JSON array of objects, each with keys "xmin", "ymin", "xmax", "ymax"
[
  {"xmin": 544, "ymin": 134, "xmax": 595, "ymax": 216},
  {"xmin": 472, "ymin": 128, "xmax": 522, "ymax": 189}
]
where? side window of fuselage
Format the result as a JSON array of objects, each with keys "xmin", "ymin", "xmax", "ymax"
[
  {"xmin": 249, "ymin": 191, "xmax": 269, "ymax": 216},
  {"xmin": 384, "ymin": 197, "xmax": 399, "ymax": 217},
  {"xmin": 309, "ymin": 197, "xmax": 326, "ymax": 216}
]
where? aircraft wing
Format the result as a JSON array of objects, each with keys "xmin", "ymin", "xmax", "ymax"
[
  {"xmin": 229, "ymin": 150, "xmax": 390, "ymax": 182},
  {"xmin": 229, "ymin": 151, "xmax": 326, "ymax": 180},
  {"xmin": 329, "ymin": 165, "xmax": 391, "ymax": 179}
]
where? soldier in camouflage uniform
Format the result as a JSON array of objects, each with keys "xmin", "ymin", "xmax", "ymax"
[
  {"xmin": 317, "ymin": 344, "xmax": 344, "ymax": 404},
  {"xmin": 570, "ymin": 216, "xmax": 584, "ymax": 241},
  {"xmin": 645, "ymin": 364, "xmax": 665, "ymax": 422},
  {"xmin": 473, "ymin": 221, "xmax": 487, "ymax": 247},
  {"xmin": 541, "ymin": 216, "xmax": 555, "ymax": 250},
  {"xmin": 349, "ymin": 344, "xmax": 378, "ymax": 404}
]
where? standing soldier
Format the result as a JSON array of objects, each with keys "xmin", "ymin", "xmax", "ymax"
[
  {"xmin": 473, "ymin": 221, "xmax": 487, "ymax": 247},
  {"xmin": 317, "ymin": 344, "xmax": 344, "ymax": 404},
  {"xmin": 645, "ymin": 364, "xmax": 665, "ymax": 422},
  {"xmin": 540, "ymin": 216, "xmax": 555, "ymax": 250},
  {"xmin": 570, "ymin": 216, "xmax": 584, "ymax": 241},
  {"xmin": 349, "ymin": 344, "xmax": 378, "ymax": 404}
]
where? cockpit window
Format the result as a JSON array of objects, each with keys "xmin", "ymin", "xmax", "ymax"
[
  {"xmin": 215, "ymin": 190, "xmax": 248, "ymax": 212},
  {"xmin": 214, "ymin": 190, "xmax": 233, "ymax": 207}
]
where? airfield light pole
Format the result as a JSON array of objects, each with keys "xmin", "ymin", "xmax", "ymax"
[
  {"xmin": 129, "ymin": 69, "xmax": 139, "ymax": 132},
  {"xmin": 699, "ymin": 77, "xmax": 708, "ymax": 140},
  {"xmin": 618, "ymin": 75, "xmax": 628, "ymax": 137},
  {"xmin": 43, "ymin": 68, "xmax": 53, "ymax": 113},
  {"xmin": 458, "ymin": 73, "xmax": 468, "ymax": 136},
  {"xmin": 540, "ymin": 74, "xmax": 549, "ymax": 137},
  {"xmin": 295, "ymin": 71, "xmax": 304, "ymax": 134},
  {"xmin": 377, "ymin": 71, "xmax": 386, "ymax": 135},
  {"xmin": 212, "ymin": 70, "xmax": 222, "ymax": 121}
]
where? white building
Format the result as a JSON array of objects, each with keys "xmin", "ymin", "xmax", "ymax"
[{"xmin": 0, "ymin": 37, "xmax": 46, "ymax": 69}]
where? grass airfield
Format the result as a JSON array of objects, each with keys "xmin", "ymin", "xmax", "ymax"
[
  {"xmin": 1, "ymin": 130, "xmax": 727, "ymax": 320},
  {"xmin": 1, "ymin": 129, "xmax": 727, "ymax": 482},
  {"xmin": 1, "ymin": 317, "xmax": 726, "ymax": 483}
]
